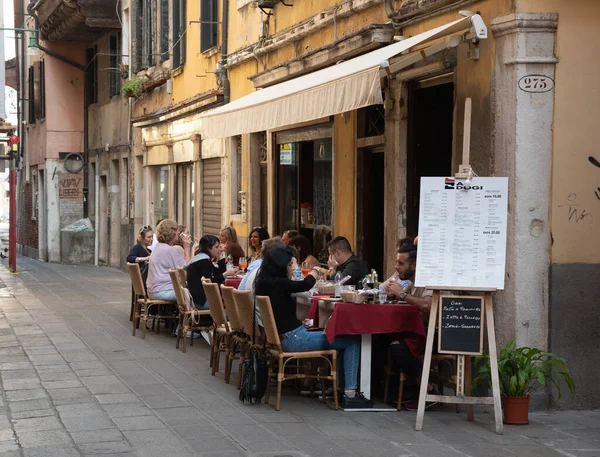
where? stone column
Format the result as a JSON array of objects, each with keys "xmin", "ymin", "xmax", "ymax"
[{"xmin": 490, "ymin": 13, "xmax": 558, "ymax": 352}]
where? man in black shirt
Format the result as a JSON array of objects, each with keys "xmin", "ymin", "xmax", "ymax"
[{"xmin": 321, "ymin": 236, "xmax": 368, "ymax": 286}]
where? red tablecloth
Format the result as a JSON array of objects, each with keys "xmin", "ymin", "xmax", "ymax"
[
  {"xmin": 306, "ymin": 295, "xmax": 332, "ymax": 323},
  {"xmin": 225, "ymin": 277, "xmax": 242, "ymax": 289},
  {"xmin": 324, "ymin": 303, "xmax": 426, "ymax": 357}
]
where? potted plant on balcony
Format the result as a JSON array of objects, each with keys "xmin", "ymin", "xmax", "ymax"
[
  {"xmin": 473, "ymin": 341, "xmax": 575, "ymax": 425},
  {"xmin": 122, "ymin": 76, "xmax": 147, "ymax": 99}
]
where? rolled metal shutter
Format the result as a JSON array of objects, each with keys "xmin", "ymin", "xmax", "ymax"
[{"xmin": 202, "ymin": 157, "xmax": 222, "ymax": 235}]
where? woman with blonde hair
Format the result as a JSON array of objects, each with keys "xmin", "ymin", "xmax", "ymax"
[
  {"xmin": 146, "ymin": 219, "xmax": 191, "ymax": 301},
  {"xmin": 126, "ymin": 225, "xmax": 154, "ymax": 283},
  {"xmin": 219, "ymin": 224, "xmax": 245, "ymax": 266}
]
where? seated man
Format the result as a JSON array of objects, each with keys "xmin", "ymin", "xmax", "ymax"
[
  {"xmin": 321, "ymin": 236, "xmax": 368, "ymax": 286},
  {"xmin": 384, "ymin": 243, "xmax": 436, "ymax": 408}
]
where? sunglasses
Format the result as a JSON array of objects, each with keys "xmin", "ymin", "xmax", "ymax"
[{"xmin": 140, "ymin": 225, "xmax": 153, "ymax": 232}]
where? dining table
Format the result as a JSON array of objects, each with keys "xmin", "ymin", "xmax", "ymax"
[
  {"xmin": 224, "ymin": 277, "xmax": 243, "ymax": 289},
  {"xmin": 306, "ymin": 298, "xmax": 426, "ymax": 402}
]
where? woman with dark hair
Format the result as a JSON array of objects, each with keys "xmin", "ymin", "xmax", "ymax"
[
  {"xmin": 287, "ymin": 235, "xmax": 319, "ymax": 269},
  {"xmin": 254, "ymin": 247, "xmax": 373, "ymax": 409},
  {"xmin": 186, "ymin": 235, "xmax": 239, "ymax": 310},
  {"xmin": 248, "ymin": 226, "xmax": 270, "ymax": 266}
]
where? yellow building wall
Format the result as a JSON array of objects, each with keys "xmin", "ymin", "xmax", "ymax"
[{"xmin": 514, "ymin": 0, "xmax": 600, "ymax": 264}]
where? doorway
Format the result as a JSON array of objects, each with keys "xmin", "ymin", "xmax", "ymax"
[
  {"xmin": 99, "ymin": 175, "xmax": 108, "ymax": 263},
  {"xmin": 356, "ymin": 147, "xmax": 385, "ymax": 275},
  {"xmin": 406, "ymin": 82, "xmax": 454, "ymax": 237}
]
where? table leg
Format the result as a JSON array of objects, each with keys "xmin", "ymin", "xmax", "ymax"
[{"xmin": 360, "ymin": 334, "xmax": 372, "ymax": 399}]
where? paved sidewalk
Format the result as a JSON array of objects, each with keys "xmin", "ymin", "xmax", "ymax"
[{"xmin": 0, "ymin": 257, "xmax": 598, "ymax": 457}]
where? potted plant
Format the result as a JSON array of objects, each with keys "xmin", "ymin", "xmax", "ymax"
[
  {"xmin": 122, "ymin": 76, "xmax": 147, "ymax": 99},
  {"xmin": 473, "ymin": 341, "xmax": 575, "ymax": 425}
]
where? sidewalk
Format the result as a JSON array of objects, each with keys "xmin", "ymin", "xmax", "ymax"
[{"xmin": 0, "ymin": 256, "xmax": 598, "ymax": 457}]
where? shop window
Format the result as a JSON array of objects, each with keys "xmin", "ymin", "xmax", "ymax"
[
  {"xmin": 200, "ymin": 0, "xmax": 218, "ymax": 52},
  {"xmin": 109, "ymin": 34, "xmax": 121, "ymax": 96},
  {"xmin": 231, "ymin": 135, "xmax": 242, "ymax": 215},
  {"xmin": 154, "ymin": 166, "xmax": 170, "ymax": 222},
  {"xmin": 172, "ymin": 0, "xmax": 186, "ymax": 68}
]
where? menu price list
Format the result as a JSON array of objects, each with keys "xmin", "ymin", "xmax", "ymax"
[
  {"xmin": 439, "ymin": 296, "xmax": 484, "ymax": 354},
  {"xmin": 415, "ymin": 177, "xmax": 509, "ymax": 290}
]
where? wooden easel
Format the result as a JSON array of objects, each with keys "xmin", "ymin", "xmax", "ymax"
[{"xmin": 414, "ymin": 99, "xmax": 503, "ymax": 434}]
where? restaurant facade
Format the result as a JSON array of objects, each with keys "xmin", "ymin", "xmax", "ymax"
[{"xmin": 199, "ymin": 0, "xmax": 600, "ymax": 409}]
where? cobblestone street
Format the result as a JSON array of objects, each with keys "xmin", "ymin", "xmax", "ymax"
[{"xmin": 0, "ymin": 257, "xmax": 597, "ymax": 457}]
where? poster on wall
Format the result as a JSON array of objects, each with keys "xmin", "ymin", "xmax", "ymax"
[
  {"xmin": 279, "ymin": 143, "xmax": 294, "ymax": 165},
  {"xmin": 415, "ymin": 177, "xmax": 509, "ymax": 290}
]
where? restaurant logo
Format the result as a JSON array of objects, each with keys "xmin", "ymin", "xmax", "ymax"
[{"xmin": 444, "ymin": 178, "xmax": 483, "ymax": 191}]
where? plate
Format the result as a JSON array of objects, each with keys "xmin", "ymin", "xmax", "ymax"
[{"xmin": 320, "ymin": 297, "xmax": 342, "ymax": 303}]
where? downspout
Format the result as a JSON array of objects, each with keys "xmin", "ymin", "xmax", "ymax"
[{"xmin": 220, "ymin": 0, "xmax": 229, "ymax": 103}]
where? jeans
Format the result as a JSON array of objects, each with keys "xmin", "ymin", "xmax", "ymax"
[
  {"xmin": 149, "ymin": 289, "xmax": 176, "ymax": 301},
  {"xmin": 281, "ymin": 325, "xmax": 360, "ymax": 391},
  {"xmin": 194, "ymin": 300, "xmax": 209, "ymax": 310}
]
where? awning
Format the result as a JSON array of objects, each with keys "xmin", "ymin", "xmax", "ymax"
[{"xmin": 200, "ymin": 15, "xmax": 484, "ymax": 139}]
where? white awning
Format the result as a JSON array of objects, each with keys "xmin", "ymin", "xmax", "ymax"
[{"xmin": 200, "ymin": 15, "xmax": 482, "ymax": 139}]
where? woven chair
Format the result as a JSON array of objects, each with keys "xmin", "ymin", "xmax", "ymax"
[
  {"xmin": 255, "ymin": 295, "xmax": 339, "ymax": 411},
  {"xmin": 168, "ymin": 269, "xmax": 212, "ymax": 353},
  {"xmin": 202, "ymin": 281, "xmax": 231, "ymax": 376},
  {"xmin": 177, "ymin": 267, "xmax": 187, "ymax": 288},
  {"xmin": 220, "ymin": 285, "xmax": 248, "ymax": 385},
  {"xmin": 127, "ymin": 262, "xmax": 177, "ymax": 339},
  {"xmin": 232, "ymin": 289, "xmax": 260, "ymax": 389}
]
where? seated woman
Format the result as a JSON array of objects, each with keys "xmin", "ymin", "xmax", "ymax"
[
  {"xmin": 247, "ymin": 226, "xmax": 270, "ymax": 266},
  {"xmin": 254, "ymin": 246, "xmax": 373, "ymax": 409},
  {"xmin": 171, "ymin": 225, "xmax": 192, "ymax": 264},
  {"xmin": 127, "ymin": 225, "xmax": 153, "ymax": 281},
  {"xmin": 186, "ymin": 235, "xmax": 238, "ymax": 310},
  {"xmin": 219, "ymin": 224, "xmax": 245, "ymax": 266},
  {"xmin": 287, "ymin": 235, "xmax": 319, "ymax": 269},
  {"xmin": 146, "ymin": 219, "xmax": 191, "ymax": 301}
]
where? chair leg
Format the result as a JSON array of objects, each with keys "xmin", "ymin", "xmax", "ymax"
[
  {"xmin": 225, "ymin": 340, "xmax": 235, "ymax": 384},
  {"xmin": 183, "ymin": 322, "xmax": 189, "ymax": 353},
  {"xmin": 397, "ymin": 372, "xmax": 405, "ymax": 411},
  {"xmin": 176, "ymin": 316, "xmax": 182, "ymax": 350},
  {"xmin": 275, "ymin": 358, "xmax": 284, "ymax": 411},
  {"xmin": 132, "ymin": 301, "xmax": 138, "ymax": 337},
  {"xmin": 142, "ymin": 303, "xmax": 148, "ymax": 339},
  {"xmin": 211, "ymin": 334, "xmax": 219, "ymax": 376},
  {"xmin": 383, "ymin": 350, "xmax": 391, "ymax": 404},
  {"xmin": 331, "ymin": 353, "xmax": 339, "ymax": 410},
  {"xmin": 237, "ymin": 344, "xmax": 247, "ymax": 390},
  {"xmin": 129, "ymin": 288, "xmax": 135, "ymax": 322}
]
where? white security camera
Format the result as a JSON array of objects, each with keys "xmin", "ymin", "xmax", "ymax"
[{"xmin": 469, "ymin": 14, "xmax": 488, "ymax": 39}]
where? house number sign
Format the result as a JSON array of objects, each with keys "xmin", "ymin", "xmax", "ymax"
[{"xmin": 518, "ymin": 74, "xmax": 554, "ymax": 93}]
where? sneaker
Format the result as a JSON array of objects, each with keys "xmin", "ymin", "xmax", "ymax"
[
  {"xmin": 340, "ymin": 392, "xmax": 374, "ymax": 409},
  {"xmin": 300, "ymin": 382, "xmax": 334, "ymax": 397}
]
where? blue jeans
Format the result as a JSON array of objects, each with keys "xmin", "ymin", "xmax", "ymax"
[
  {"xmin": 194, "ymin": 300, "xmax": 209, "ymax": 310},
  {"xmin": 280, "ymin": 325, "xmax": 360, "ymax": 391},
  {"xmin": 149, "ymin": 289, "xmax": 176, "ymax": 301}
]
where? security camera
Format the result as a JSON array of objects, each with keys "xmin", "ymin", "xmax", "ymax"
[{"xmin": 469, "ymin": 14, "xmax": 488, "ymax": 40}]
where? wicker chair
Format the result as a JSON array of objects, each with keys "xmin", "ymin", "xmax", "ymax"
[
  {"xmin": 177, "ymin": 267, "xmax": 187, "ymax": 288},
  {"xmin": 220, "ymin": 285, "xmax": 248, "ymax": 385},
  {"xmin": 168, "ymin": 269, "xmax": 212, "ymax": 353},
  {"xmin": 255, "ymin": 295, "xmax": 339, "ymax": 411},
  {"xmin": 232, "ymin": 289, "xmax": 260, "ymax": 389},
  {"xmin": 202, "ymin": 281, "xmax": 231, "ymax": 376},
  {"xmin": 127, "ymin": 262, "xmax": 177, "ymax": 339}
]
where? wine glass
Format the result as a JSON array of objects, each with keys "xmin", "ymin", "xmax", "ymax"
[
  {"xmin": 301, "ymin": 261, "xmax": 311, "ymax": 277},
  {"xmin": 238, "ymin": 257, "xmax": 247, "ymax": 271}
]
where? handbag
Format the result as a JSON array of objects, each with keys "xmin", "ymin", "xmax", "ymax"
[{"xmin": 239, "ymin": 296, "xmax": 269, "ymax": 403}]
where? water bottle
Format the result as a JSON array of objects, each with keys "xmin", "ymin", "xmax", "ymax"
[
  {"xmin": 334, "ymin": 271, "xmax": 342, "ymax": 297},
  {"xmin": 372, "ymin": 269, "xmax": 378, "ymax": 288},
  {"xmin": 294, "ymin": 265, "xmax": 303, "ymax": 281},
  {"xmin": 226, "ymin": 255, "xmax": 233, "ymax": 272},
  {"xmin": 362, "ymin": 274, "xmax": 371, "ymax": 290}
]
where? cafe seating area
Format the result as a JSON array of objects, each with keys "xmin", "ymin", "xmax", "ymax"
[{"xmin": 126, "ymin": 262, "xmax": 460, "ymax": 412}]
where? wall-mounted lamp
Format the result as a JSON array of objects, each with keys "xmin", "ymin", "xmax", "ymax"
[{"xmin": 28, "ymin": 35, "xmax": 38, "ymax": 48}]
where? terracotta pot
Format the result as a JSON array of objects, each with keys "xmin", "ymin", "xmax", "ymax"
[{"xmin": 502, "ymin": 395, "xmax": 530, "ymax": 425}]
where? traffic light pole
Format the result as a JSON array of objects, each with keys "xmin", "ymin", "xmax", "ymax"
[{"xmin": 9, "ymin": 167, "xmax": 16, "ymax": 273}]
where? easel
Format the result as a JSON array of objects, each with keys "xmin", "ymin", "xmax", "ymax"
[{"xmin": 414, "ymin": 99, "xmax": 503, "ymax": 434}]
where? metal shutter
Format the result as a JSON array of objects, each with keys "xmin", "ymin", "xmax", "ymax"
[{"xmin": 202, "ymin": 158, "xmax": 222, "ymax": 235}]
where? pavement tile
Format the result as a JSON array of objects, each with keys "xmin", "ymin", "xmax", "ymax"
[
  {"xmin": 71, "ymin": 428, "xmax": 125, "ymax": 444},
  {"xmin": 56, "ymin": 403, "xmax": 104, "ymax": 418},
  {"xmin": 103, "ymin": 403, "xmax": 155, "ymax": 419},
  {"xmin": 186, "ymin": 436, "xmax": 242, "ymax": 454},
  {"xmin": 2, "ymin": 378, "xmax": 42, "ymax": 390},
  {"xmin": 6, "ymin": 388, "xmax": 48, "ymax": 402},
  {"xmin": 11, "ymin": 408, "xmax": 56, "ymax": 419},
  {"xmin": 61, "ymin": 415, "xmax": 116, "ymax": 432},
  {"xmin": 95, "ymin": 393, "xmax": 140, "ymax": 404},
  {"xmin": 141, "ymin": 394, "xmax": 190, "ymax": 409},
  {"xmin": 23, "ymin": 447, "xmax": 81, "ymax": 457},
  {"xmin": 12, "ymin": 416, "xmax": 64, "ymax": 433},
  {"xmin": 123, "ymin": 429, "xmax": 185, "ymax": 448},
  {"xmin": 78, "ymin": 440, "xmax": 134, "ymax": 455},
  {"xmin": 112, "ymin": 415, "xmax": 168, "ymax": 431},
  {"xmin": 0, "ymin": 442, "xmax": 20, "ymax": 454},
  {"xmin": 17, "ymin": 429, "xmax": 74, "ymax": 448},
  {"xmin": 1, "ymin": 369, "xmax": 37, "ymax": 380}
]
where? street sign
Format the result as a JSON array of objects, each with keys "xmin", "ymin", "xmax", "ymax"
[{"xmin": 9, "ymin": 135, "xmax": 19, "ymax": 145}]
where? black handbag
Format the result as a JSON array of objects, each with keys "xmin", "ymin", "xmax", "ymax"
[{"xmin": 239, "ymin": 296, "xmax": 268, "ymax": 403}]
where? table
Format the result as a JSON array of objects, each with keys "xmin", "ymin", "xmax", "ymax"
[
  {"xmin": 307, "ymin": 299, "xmax": 426, "ymax": 400},
  {"xmin": 224, "ymin": 277, "xmax": 242, "ymax": 289}
]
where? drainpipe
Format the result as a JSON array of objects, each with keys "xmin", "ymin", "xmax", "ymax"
[
  {"xmin": 94, "ymin": 150, "xmax": 99, "ymax": 266},
  {"xmin": 220, "ymin": 0, "xmax": 229, "ymax": 103}
]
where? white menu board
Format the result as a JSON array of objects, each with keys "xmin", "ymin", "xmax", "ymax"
[{"xmin": 415, "ymin": 177, "xmax": 508, "ymax": 290}]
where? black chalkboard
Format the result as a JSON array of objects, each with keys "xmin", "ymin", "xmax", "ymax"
[{"xmin": 438, "ymin": 295, "xmax": 484, "ymax": 354}]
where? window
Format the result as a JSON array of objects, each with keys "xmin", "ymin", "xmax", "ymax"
[
  {"xmin": 200, "ymin": 0, "xmax": 218, "ymax": 52},
  {"xmin": 143, "ymin": 0, "xmax": 154, "ymax": 68},
  {"xmin": 172, "ymin": 0, "xmax": 186, "ymax": 68},
  {"xmin": 154, "ymin": 166, "xmax": 169, "ymax": 222},
  {"xmin": 109, "ymin": 34, "xmax": 120, "ymax": 96},
  {"xmin": 39, "ymin": 60, "xmax": 45, "ymax": 119},
  {"xmin": 231, "ymin": 135, "xmax": 242, "ymax": 214},
  {"xmin": 31, "ymin": 171, "xmax": 38, "ymax": 221},
  {"xmin": 85, "ymin": 47, "xmax": 98, "ymax": 105},
  {"xmin": 27, "ymin": 66, "xmax": 35, "ymax": 124},
  {"xmin": 160, "ymin": 0, "xmax": 169, "ymax": 61}
]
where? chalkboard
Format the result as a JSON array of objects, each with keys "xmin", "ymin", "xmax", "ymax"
[{"xmin": 438, "ymin": 295, "xmax": 484, "ymax": 355}]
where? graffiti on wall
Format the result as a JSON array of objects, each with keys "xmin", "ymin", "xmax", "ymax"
[
  {"xmin": 558, "ymin": 193, "xmax": 593, "ymax": 226},
  {"xmin": 589, "ymin": 156, "xmax": 600, "ymax": 200},
  {"xmin": 59, "ymin": 173, "xmax": 83, "ymax": 200}
]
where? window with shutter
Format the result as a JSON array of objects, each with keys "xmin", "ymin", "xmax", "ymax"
[
  {"xmin": 39, "ymin": 60, "xmax": 46, "ymax": 119},
  {"xmin": 133, "ymin": 0, "xmax": 143, "ymax": 72},
  {"xmin": 33, "ymin": 61, "xmax": 41, "ymax": 120},
  {"xmin": 200, "ymin": 0, "xmax": 218, "ymax": 52},
  {"xmin": 143, "ymin": 0, "xmax": 154, "ymax": 68},
  {"xmin": 160, "ymin": 0, "xmax": 169, "ymax": 61},
  {"xmin": 27, "ymin": 66, "xmax": 35, "ymax": 125},
  {"xmin": 172, "ymin": 0, "xmax": 186, "ymax": 68},
  {"xmin": 85, "ymin": 47, "xmax": 98, "ymax": 105},
  {"xmin": 110, "ymin": 35, "xmax": 120, "ymax": 96}
]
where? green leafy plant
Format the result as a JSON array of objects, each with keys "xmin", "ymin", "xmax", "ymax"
[
  {"xmin": 473, "ymin": 341, "xmax": 575, "ymax": 399},
  {"xmin": 122, "ymin": 76, "xmax": 147, "ymax": 98}
]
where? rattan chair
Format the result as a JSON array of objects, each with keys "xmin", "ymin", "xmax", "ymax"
[
  {"xmin": 255, "ymin": 295, "xmax": 339, "ymax": 411},
  {"xmin": 232, "ymin": 289, "xmax": 260, "ymax": 389},
  {"xmin": 220, "ymin": 285, "xmax": 248, "ymax": 385},
  {"xmin": 202, "ymin": 281, "xmax": 231, "ymax": 376},
  {"xmin": 127, "ymin": 262, "xmax": 177, "ymax": 339},
  {"xmin": 177, "ymin": 267, "xmax": 187, "ymax": 288},
  {"xmin": 168, "ymin": 269, "xmax": 212, "ymax": 353}
]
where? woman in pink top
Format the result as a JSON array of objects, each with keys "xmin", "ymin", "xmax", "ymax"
[{"xmin": 146, "ymin": 219, "xmax": 191, "ymax": 301}]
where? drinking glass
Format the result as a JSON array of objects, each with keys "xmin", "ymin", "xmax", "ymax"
[
  {"xmin": 378, "ymin": 292, "xmax": 388, "ymax": 304},
  {"xmin": 238, "ymin": 257, "xmax": 247, "ymax": 271},
  {"xmin": 301, "ymin": 261, "xmax": 311, "ymax": 277}
]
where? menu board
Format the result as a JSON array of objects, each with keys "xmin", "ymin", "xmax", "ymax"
[
  {"xmin": 415, "ymin": 177, "xmax": 508, "ymax": 290},
  {"xmin": 438, "ymin": 295, "xmax": 484, "ymax": 354}
]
